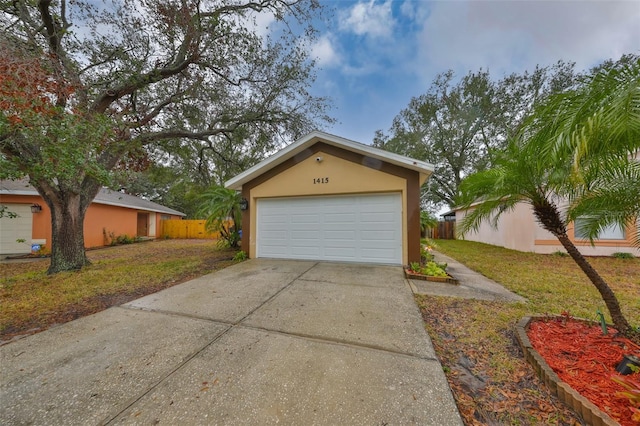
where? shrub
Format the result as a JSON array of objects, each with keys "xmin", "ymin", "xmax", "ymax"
[
  {"xmin": 232, "ymin": 251, "xmax": 248, "ymax": 262},
  {"xmin": 612, "ymin": 252, "xmax": 634, "ymax": 259},
  {"xmin": 422, "ymin": 261, "xmax": 448, "ymax": 277},
  {"xmin": 116, "ymin": 234, "xmax": 135, "ymax": 245}
]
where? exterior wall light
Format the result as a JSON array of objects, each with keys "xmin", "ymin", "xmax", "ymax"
[
  {"xmin": 31, "ymin": 204, "xmax": 42, "ymax": 213},
  {"xmin": 239, "ymin": 198, "xmax": 249, "ymax": 211}
]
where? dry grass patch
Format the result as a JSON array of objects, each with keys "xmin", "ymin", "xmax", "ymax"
[{"xmin": 0, "ymin": 239, "xmax": 236, "ymax": 341}]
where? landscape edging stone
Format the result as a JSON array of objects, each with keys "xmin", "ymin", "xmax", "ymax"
[
  {"xmin": 515, "ymin": 315, "xmax": 619, "ymax": 426},
  {"xmin": 403, "ymin": 268, "xmax": 459, "ymax": 285}
]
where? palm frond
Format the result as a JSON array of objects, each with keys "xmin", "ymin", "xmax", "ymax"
[
  {"xmin": 568, "ymin": 159, "xmax": 640, "ymax": 246},
  {"xmin": 197, "ymin": 186, "xmax": 242, "ymax": 233}
]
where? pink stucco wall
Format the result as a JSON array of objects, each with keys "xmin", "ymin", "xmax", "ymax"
[
  {"xmin": 456, "ymin": 202, "xmax": 639, "ymax": 257},
  {"xmin": 1, "ymin": 194, "xmax": 181, "ymax": 252}
]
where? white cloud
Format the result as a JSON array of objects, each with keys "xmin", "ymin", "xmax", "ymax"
[
  {"xmin": 413, "ymin": 0, "xmax": 640, "ymax": 80},
  {"xmin": 339, "ymin": 0, "xmax": 395, "ymax": 38},
  {"xmin": 311, "ymin": 34, "xmax": 341, "ymax": 67},
  {"xmin": 245, "ymin": 9, "xmax": 276, "ymax": 40}
]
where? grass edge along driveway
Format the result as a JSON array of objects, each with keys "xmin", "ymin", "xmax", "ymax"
[{"xmin": 0, "ymin": 239, "xmax": 236, "ymax": 341}]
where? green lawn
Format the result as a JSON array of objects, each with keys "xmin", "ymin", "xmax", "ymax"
[{"xmin": 432, "ymin": 239, "xmax": 639, "ymax": 325}]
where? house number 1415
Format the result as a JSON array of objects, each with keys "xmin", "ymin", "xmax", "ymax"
[{"xmin": 313, "ymin": 177, "xmax": 329, "ymax": 184}]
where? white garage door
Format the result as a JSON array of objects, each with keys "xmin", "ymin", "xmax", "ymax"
[
  {"xmin": 257, "ymin": 193, "xmax": 402, "ymax": 264},
  {"xmin": 0, "ymin": 204, "xmax": 33, "ymax": 255}
]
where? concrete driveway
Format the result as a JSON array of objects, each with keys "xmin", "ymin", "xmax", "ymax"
[{"xmin": 0, "ymin": 259, "xmax": 462, "ymax": 425}]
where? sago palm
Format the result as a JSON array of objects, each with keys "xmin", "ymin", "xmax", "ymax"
[{"xmin": 457, "ymin": 56, "xmax": 639, "ymax": 337}]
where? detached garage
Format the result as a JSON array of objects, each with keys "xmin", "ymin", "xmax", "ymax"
[{"xmin": 225, "ymin": 131, "xmax": 433, "ymax": 265}]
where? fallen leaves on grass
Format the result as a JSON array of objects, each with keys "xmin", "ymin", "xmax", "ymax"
[{"xmin": 417, "ymin": 295, "xmax": 581, "ymax": 425}]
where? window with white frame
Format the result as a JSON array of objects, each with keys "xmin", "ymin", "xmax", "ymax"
[{"xmin": 574, "ymin": 218, "xmax": 626, "ymax": 240}]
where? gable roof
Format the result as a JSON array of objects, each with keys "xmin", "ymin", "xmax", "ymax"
[
  {"xmin": 225, "ymin": 130, "xmax": 434, "ymax": 190},
  {"xmin": 0, "ymin": 180, "xmax": 185, "ymax": 217}
]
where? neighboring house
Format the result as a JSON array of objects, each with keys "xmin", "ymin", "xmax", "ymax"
[
  {"xmin": 0, "ymin": 179, "xmax": 185, "ymax": 255},
  {"xmin": 225, "ymin": 131, "xmax": 434, "ymax": 265},
  {"xmin": 455, "ymin": 202, "xmax": 639, "ymax": 256}
]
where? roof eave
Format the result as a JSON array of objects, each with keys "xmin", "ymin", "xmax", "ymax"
[{"xmin": 225, "ymin": 130, "xmax": 434, "ymax": 190}]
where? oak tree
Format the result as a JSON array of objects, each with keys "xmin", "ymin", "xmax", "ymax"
[
  {"xmin": 374, "ymin": 63, "xmax": 579, "ymax": 211},
  {"xmin": 0, "ymin": 0, "xmax": 331, "ymax": 273}
]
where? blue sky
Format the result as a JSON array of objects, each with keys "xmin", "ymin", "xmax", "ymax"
[{"xmin": 305, "ymin": 0, "xmax": 640, "ymax": 143}]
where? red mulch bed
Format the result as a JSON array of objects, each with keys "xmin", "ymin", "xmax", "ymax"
[{"xmin": 527, "ymin": 316, "xmax": 640, "ymax": 425}]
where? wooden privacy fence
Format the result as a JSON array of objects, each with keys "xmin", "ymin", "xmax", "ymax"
[
  {"xmin": 161, "ymin": 219, "xmax": 231, "ymax": 239},
  {"xmin": 425, "ymin": 221, "xmax": 456, "ymax": 240}
]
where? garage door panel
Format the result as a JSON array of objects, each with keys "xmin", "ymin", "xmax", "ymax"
[
  {"xmin": 291, "ymin": 214, "xmax": 320, "ymax": 224},
  {"xmin": 324, "ymin": 247, "xmax": 357, "ymax": 258},
  {"xmin": 260, "ymin": 225, "xmax": 287, "ymax": 235},
  {"xmin": 361, "ymin": 249, "xmax": 396, "ymax": 260},
  {"xmin": 291, "ymin": 230, "xmax": 321, "ymax": 239},
  {"xmin": 261, "ymin": 234, "xmax": 286, "ymax": 243},
  {"xmin": 290, "ymin": 240, "xmax": 321, "ymax": 248},
  {"xmin": 324, "ymin": 213, "xmax": 357, "ymax": 222},
  {"xmin": 324, "ymin": 230, "xmax": 356, "ymax": 240},
  {"xmin": 261, "ymin": 216, "xmax": 287, "ymax": 226},
  {"xmin": 361, "ymin": 211, "xmax": 395, "ymax": 221},
  {"xmin": 257, "ymin": 194, "xmax": 402, "ymax": 264},
  {"xmin": 290, "ymin": 247, "xmax": 321, "ymax": 257},
  {"xmin": 324, "ymin": 239, "xmax": 357, "ymax": 248},
  {"xmin": 261, "ymin": 247, "xmax": 288, "ymax": 256},
  {"xmin": 362, "ymin": 231, "xmax": 396, "ymax": 241}
]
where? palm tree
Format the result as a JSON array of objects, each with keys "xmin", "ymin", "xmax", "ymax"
[
  {"xmin": 456, "ymin": 56, "xmax": 639, "ymax": 337},
  {"xmin": 197, "ymin": 186, "xmax": 243, "ymax": 248}
]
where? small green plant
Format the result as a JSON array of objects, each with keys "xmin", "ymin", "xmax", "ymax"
[
  {"xmin": 409, "ymin": 262, "xmax": 422, "ymax": 273},
  {"xmin": 422, "ymin": 261, "xmax": 448, "ymax": 277},
  {"xmin": 116, "ymin": 234, "xmax": 135, "ymax": 244},
  {"xmin": 232, "ymin": 251, "xmax": 248, "ymax": 262},
  {"xmin": 612, "ymin": 252, "xmax": 634, "ymax": 259},
  {"xmin": 595, "ymin": 309, "xmax": 608, "ymax": 335},
  {"xmin": 552, "ymin": 251, "xmax": 569, "ymax": 257}
]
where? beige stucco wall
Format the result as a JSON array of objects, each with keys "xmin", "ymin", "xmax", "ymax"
[
  {"xmin": 456, "ymin": 203, "xmax": 539, "ymax": 252},
  {"xmin": 457, "ymin": 202, "xmax": 640, "ymax": 256},
  {"xmin": 248, "ymin": 151, "xmax": 408, "ymax": 262}
]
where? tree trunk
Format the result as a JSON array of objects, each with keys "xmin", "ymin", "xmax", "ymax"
[
  {"xmin": 45, "ymin": 191, "xmax": 91, "ymax": 274},
  {"xmin": 532, "ymin": 200, "xmax": 633, "ymax": 336},
  {"xmin": 554, "ymin": 232, "xmax": 632, "ymax": 335}
]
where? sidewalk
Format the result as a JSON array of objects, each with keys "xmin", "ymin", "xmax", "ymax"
[{"xmin": 408, "ymin": 251, "xmax": 527, "ymax": 302}]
